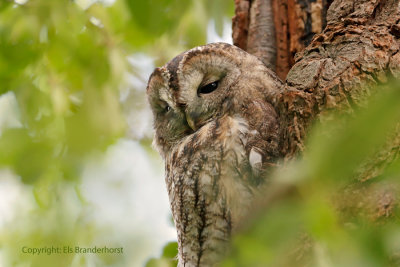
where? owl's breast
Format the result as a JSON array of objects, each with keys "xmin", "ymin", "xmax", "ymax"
[{"xmin": 165, "ymin": 115, "xmax": 274, "ymax": 266}]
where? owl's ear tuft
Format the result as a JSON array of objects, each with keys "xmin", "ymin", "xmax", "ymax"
[{"xmin": 147, "ymin": 68, "xmax": 164, "ymax": 92}]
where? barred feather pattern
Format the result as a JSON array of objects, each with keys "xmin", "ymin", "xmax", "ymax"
[{"xmin": 166, "ymin": 116, "xmax": 255, "ymax": 266}]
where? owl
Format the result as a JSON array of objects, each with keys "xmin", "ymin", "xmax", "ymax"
[{"xmin": 147, "ymin": 43, "xmax": 283, "ymax": 266}]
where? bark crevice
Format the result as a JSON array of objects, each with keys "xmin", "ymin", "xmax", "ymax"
[{"xmin": 233, "ymin": 0, "xmax": 398, "ymax": 230}]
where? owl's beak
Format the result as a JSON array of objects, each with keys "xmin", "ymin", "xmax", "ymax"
[{"xmin": 186, "ymin": 114, "xmax": 196, "ymax": 131}]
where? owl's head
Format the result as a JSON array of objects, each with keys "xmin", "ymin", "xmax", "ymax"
[{"xmin": 147, "ymin": 43, "xmax": 280, "ymax": 157}]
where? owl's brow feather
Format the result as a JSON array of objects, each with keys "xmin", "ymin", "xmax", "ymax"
[
  {"xmin": 165, "ymin": 53, "xmax": 185, "ymax": 92},
  {"xmin": 160, "ymin": 43, "xmax": 244, "ymax": 110},
  {"xmin": 165, "ymin": 43, "xmax": 232, "ymax": 89},
  {"xmin": 163, "ymin": 42, "xmax": 238, "ymax": 90}
]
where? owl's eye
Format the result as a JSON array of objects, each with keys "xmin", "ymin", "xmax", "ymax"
[
  {"xmin": 198, "ymin": 81, "xmax": 219, "ymax": 95},
  {"xmin": 158, "ymin": 102, "xmax": 171, "ymax": 114}
]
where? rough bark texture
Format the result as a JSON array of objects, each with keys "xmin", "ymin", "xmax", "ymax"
[
  {"xmin": 232, "ymin": 0, "xmax": 250, "ymax": 50},
  {"xmin": 232, "ymin": 1, "xmax": 400, "ymax": 264},
  {"xmin": 280, "ymin": 0, "xmax": 400, "ymax": 159},
  {"xmin": 233, "ymin": 0, "xmax": 332, "ymax": 79},
  {"xmin": 272, "ymin": 0, "xmax": 291, "ymax": 80},
  {"xmin": 276, "ymin": 0, "xmax": 400, "ymax": 220},
  {"xmin": 233, "ymin": 0, "xmax": 400, "ymax": 233}
]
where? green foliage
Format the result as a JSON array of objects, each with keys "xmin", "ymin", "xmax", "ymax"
[
  {"xmin": 0, "ymin": 0, "xmax": 127, "ymax": 185},
  {"xmin": 1, "ymin": 0, "xmax": 399, "ymax": 265},
  {"xmin": 223, "ymin": 82, "xmax": 400, "ymax": 266},
  {"xmin": 0, "ymin": 0, "xmax": 233, "ymax": 266},
  {"xmin": 0, "ymin": 0, "xmax": 234, "ymax": 183},
  {"xmin": 145, "ymin": 242, "xmax": 178, "ymax": 267}
]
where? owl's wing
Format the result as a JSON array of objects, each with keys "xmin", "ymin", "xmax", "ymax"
[{"xmin": 240, "ymin": 98, "xmax": 280, "ymax": 182}]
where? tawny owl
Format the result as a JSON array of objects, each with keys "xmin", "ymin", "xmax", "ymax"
[{"xmin": 147, "ymin": 43, "xmax": 283, "ymax": 266}]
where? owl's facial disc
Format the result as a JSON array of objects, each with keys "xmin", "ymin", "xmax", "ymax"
[{"xmin": 148, "ymin": 43, "xmax": 248, "ymax": 151}]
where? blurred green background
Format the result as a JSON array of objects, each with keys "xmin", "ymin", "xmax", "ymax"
[
  {"xmin": 1, "ymin": 1, "xmax": 400, "ymax": 267},
  {"xmin": 0, "ymin": 0, "xmax": 233, "ymax": 266}
]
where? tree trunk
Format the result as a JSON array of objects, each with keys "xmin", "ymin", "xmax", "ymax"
[
  {"xmin": 233, "ymin": 0, "xmax": 334, "ymax": 80},
  {"xmin": 233, "ymin": 0, "xmax": 400, "ymax": 221},
  {"xmin": 233, "ymin": 1, "xmax": 400, "ymax": 266}
]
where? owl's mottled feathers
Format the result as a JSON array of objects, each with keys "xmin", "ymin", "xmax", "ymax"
[{"xmin": 147, "ymin": 43, "xmax": 283, "ymax": 266}]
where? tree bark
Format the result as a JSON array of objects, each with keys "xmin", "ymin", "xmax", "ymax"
[
  {"xmin": 233, "ymin": 0, "xmax": 400, "ymax": 230},
  {"xmin": 233, "ymin": 0, "xmax": 333, "ymax": 80},
  {"xmin": 232, "ymin": 1, "xmax": 400, "ymax": 265},
  {"xmin": 233, "ymin": 0, "xmax": 277, "ymax": 70},
  {"xmin": 278, "ymin": 0, "xmax": 400, "ymax": 158}
]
